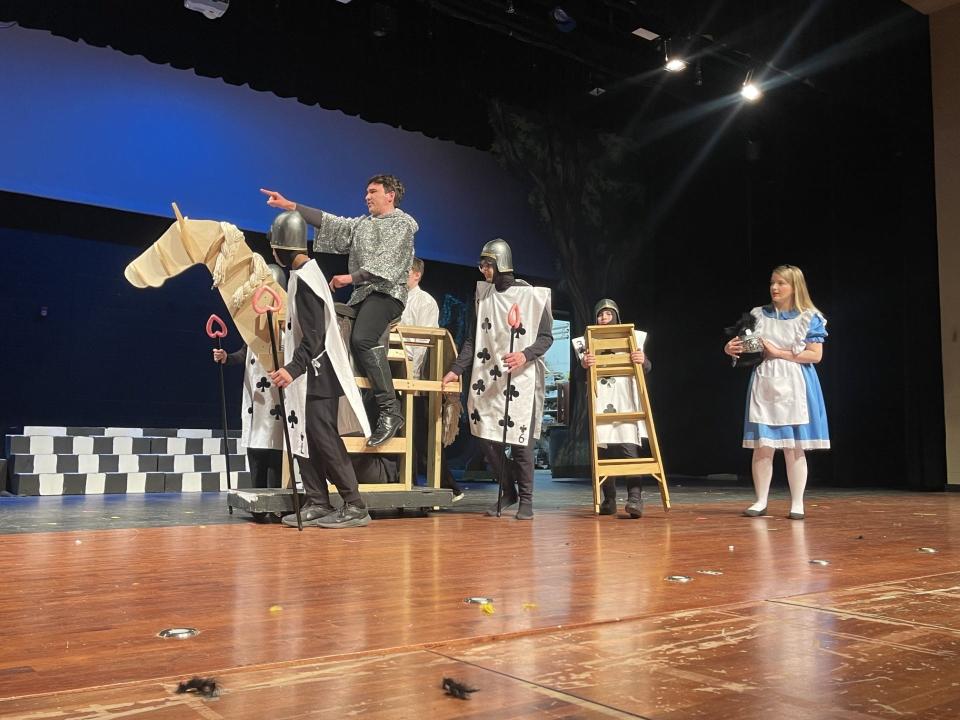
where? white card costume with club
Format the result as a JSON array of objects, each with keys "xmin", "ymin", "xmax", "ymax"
[
  {"xmin": 240, "ymin": 347, "xmax": 284, "ymax": 451},
  {"xmin": 284, "ymin": 260, "xmax": 371, "ymax": 457},
  {"xmin": 466, "ymin": 281, "xmax": 551, "ymax": 447},
  {"xmin": 571, "ymin": 330, "xmax": 648, "ymax": 446}
]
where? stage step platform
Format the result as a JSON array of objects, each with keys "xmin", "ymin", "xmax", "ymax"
[
  {"xmin": 228, "ymin": 486, "xmax": 456, "ymax": 519},
  {"xmin": 4, "ymin": 426, "xmax": 250, "ymax": 496}
]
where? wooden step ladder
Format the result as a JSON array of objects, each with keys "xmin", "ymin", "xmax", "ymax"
[{"xmin": 585, "ymin": 322, "xmax": 669, "ymax": 513}]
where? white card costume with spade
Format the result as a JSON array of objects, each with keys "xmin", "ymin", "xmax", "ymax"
[
  {"xmin": 571, "ymin": 330, "xmax": 648, "ymax": 447},
  {"xmin": 240, "ymin": 346, "xmax": 285, "ymax": 451},
  {"xmin": 283, "ymin": 259, "xmax": 371, "ymax": 457},
  {"xmin": 466, "ymin": 281, "xmax": 551, "ymax": 446}
]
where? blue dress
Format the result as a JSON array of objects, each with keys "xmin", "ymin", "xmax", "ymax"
[{"xmin": 742, "ymin": 307, "xmax": 830, "ymax": 450}]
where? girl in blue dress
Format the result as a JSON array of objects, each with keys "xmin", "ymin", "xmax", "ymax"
[{"xmin": 723, "ymin": 264, "xmax": 829, "ymax": 520}]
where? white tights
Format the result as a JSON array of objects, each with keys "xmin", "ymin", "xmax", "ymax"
[{"xmin": 747, "ymin": 446, "xmax": 807, "ymax": 515}]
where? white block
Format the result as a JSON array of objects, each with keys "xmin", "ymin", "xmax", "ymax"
[
  {"xmin": 24, "ymin": 426, "xmax": 66, "ymax": 436},
  {"xmin": 211, "ymin": 455, "xmax": 226, "ymax": 472},
  {"xmin": 117, "ymin": 455, "xmax": 139, "ymax": 473},
  {"xmin": 106, "ymin": 428, "xmax": 143, "ymax": 437},
  {"xmin": 113, "ymin": 437, "xmax": 133, "ymax": 454},
  {"xmin": 202, "ymin": 438, "xmax": 222, "ymax": 454},
  {"xmin": 180, "ymin": 473, "xmax": 203, "ymax": 492},
  {"xmin": 77, "ymin": 455, "xmax": 99, "ymax": 473},
  {"xmin": 167, "ymin": 438, "xmax": 187, "ymax": 455},
  {"xmin": 178, "ymin": 429, "xmax": 214, "ymax": 438},
  {"xmin": 173, "ymin": 456, "xmax": 194, "ymax": 472},
  {"xmin": 39, "ymin": 474, "xmax": 65, "ymax": 495},
  {"xmin": 218, "ymin": 471, "xmax": 244, "ymax": 490},
  {"xmin": 127, "ymin": 473, "xmax": 147, "ymax": 493},
  {"xmin": 73, "ymin": 437, "xmax": 94, "ymax": 454},
  {"xmin": 34, "ymin": 455, "xmax": 58, "ymax": 473},
  {"xmin": 85, "ymin": 474, "xmax": 106, "ymax": 494},
  {"xmin": 31, "ymin": 437, "xmax": 55, "ymax": 454}
]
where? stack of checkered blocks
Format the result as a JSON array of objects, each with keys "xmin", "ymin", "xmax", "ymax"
[{"xmin": 4, "ymin": 426, "xmax": 250, "ymax": 495}]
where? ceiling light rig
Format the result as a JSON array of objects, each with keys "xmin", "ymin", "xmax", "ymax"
[
  {"xmin": 740, "ymin": 69, "xmax": 762, "ymax": 102},
  {"xmin": 663, "ymin": 38, "xmax": 687, "ymax": 73}
]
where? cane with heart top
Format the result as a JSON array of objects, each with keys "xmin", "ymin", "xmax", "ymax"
[
  {"xmin": 205, "ymin": 314, "xmax": 233, "ymax": 508},
  {"xmin": 252, "ymin": 285, "xmax": 303, "ymax": 531},
  {"xmin": 496, "ymin": 303, "xmax": 523, "ymax": 517}
]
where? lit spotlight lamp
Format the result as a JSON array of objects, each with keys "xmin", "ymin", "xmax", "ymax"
[
  {"xmin": 184, "ymin": 0, "xmax": 229, "ymax": 19},
  {"xmin": 741, "ymin": 70, "xmax": 762, "ymax": 102},
  {"xmin": 663, "ymin": 38, "xmax": 687, "ymax": 72}
]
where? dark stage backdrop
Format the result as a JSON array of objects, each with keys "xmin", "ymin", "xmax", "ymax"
[{"xmin": 0, "ymin": 25, "xmax": 553, "ymax": 277}]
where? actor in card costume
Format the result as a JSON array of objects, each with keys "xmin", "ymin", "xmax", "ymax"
[
  {"xmin": 442, "ymin": 239, "xmax": 553, "ymax": 520},
  {"xmin": 402, "ymin": 257, "xmax": 465, "ymax": 500},
  {"xmin": 212, "ymin": 265, "xmax": 288, "ymax": 489},
  {"xmin": 573, "ymin": 299, "xmax": 651, "ymax": 518},
  {"xmin": 260, "ymin": 175, "xmax": 416, "ymax": 447},
  {"xmin": 267, "ymin": 211, "xmax": 373, "ymax": 529}
]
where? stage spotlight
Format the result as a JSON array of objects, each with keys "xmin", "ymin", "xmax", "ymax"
[
  {"xmin": 506, "ymin": 0, "xmax": 516, "ymax": 14},
  {"xmin": 550, "ymin": 7, "xmax": 576, "ymax": 33},
  {"xmin": 741, "ymin": 71, "xmax": 762, "ymax": 102},
  {"xmin": 663, "ymin": 39, "xmax": 686, "ymax": 72}
]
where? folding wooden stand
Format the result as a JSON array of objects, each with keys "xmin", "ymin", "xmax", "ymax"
[{"xmin": 585, "ymin": 323, "xmax": 670, "ymax": 514}]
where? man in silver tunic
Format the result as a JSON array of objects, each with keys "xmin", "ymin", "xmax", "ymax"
[{"xmin": 260, "ymin": 175, "xmax": 416, "ymax": 447}]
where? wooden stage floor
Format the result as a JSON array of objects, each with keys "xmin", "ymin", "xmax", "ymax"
[{"xmin": 1, "ymin": 486, "xmax": 959, "ymax": 718}]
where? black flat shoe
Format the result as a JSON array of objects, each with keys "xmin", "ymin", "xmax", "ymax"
[
  {"xmin": 787, "ymin": 511, "xmax": 805, "ymax": 520},
  {"xmin": 742, "ymin": 507, "xmax": 767, "ymax": 517}
]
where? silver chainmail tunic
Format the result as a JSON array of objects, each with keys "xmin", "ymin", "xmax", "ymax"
[{"xmin": 313, "ymin": 209, "xmax": 417, "ymax": 306}]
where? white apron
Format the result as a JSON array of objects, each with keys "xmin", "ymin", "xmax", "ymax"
[
  {"xmin": 466, "ymin": 281, "xmax": 551, "ymax": 446},
  {"xmin": 240, "ymin": 346, "xmax": 285, "ymax": 451},
  {"xmin": 747, "ymin": 307, "xmax": 813, "ymax": 426},
  {"xmin": 285, "ymin": 260, "xmax": 372, "ymax": 459},
  {"xmin": 572, "ymin": 330, "xmax": 648, "ymax": 446}
]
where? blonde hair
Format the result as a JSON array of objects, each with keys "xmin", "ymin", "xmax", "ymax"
[{"xmin": 771, "ymin": 264, "xmax": 820, "ymax": 314}]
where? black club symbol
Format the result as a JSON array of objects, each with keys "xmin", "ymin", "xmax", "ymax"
[
  {"xmin": 287, "ymin": 321, "xmax": 292, "ymax": 330},
  {"xmin": 472, "ymin": 378, "xmax": 486, "ymax": 395},
  {"xmin": 470, "ymin": 409, "xmax": 482, "ymax": 424},
  {"xmin": 247, "ymin": 406, "xmax": 253, "ymax": 415},
  {"xmin": 256, "ymin": 376, "xmax": 271, "ymax": 392},
  {"xmin": 498, "ymin": 414, "xmax": 515, "ymax": 429},
  {"xmin": 476, "ymin": 347, "xmax": 491, "ymax": 362},
  {"xmin": 481, "ymin": 317, "xmax": 492, "ymax": 331},
  {"xmin": 600, "ymin": 377, "xmax": 617, "ymax": 387},
  {"xmin": 270, "ymin": 404, "xmax": 283, "ymax": 421},
  {"xmin": 489, "ymin": 365, "xmax": 503, "ymax": 380},
  {"xmin": 518, "ymin": 424, "xmax": 527, "ymax": 443},
  {"xmin": 603, "ymin": 404, "xmax": 617, "ymax": 413},
  {"xmin": 512, "ymin": 324, "xmax": 527, "ymax": 339},
  {"xmin": 249, "ymin": 358, "xmax": 256, "ymax": 365},
  {"xmin": 503, "ymin": 383, "xmax": 519, "ymax": 400},
  {"xmin": 287, "ymin": 410, "xmax": 299, "ymax": 427}
]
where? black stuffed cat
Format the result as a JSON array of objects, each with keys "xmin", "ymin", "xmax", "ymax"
[{"xmin": 724, "ymin": 312, "xmax": 764, "ymax": 368}]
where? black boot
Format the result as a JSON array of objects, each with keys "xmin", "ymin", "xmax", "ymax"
[
  {"xmin": 599, "ymin": 480, "xmax": 617, "ymax": 515},
  {"xmin": 485, "ymin": 480, "xmax": 518, "ymax": 516},
  {"xmin": 624, "ymin": 485, "xmax": 643, "ymax": 518},
  {"xmin": 514, "ymin": 465, "xmax": 534, "ymax": 520},
  {"xmin": 358, "ymin": 346, "xmax": 404, "ymax": 447}
]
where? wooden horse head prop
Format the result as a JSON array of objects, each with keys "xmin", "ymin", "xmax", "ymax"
[{"xmin": 124, "ymin": 203, "xmax": 288, "ymax": 371}]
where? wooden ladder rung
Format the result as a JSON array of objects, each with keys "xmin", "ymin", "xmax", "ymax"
[{"xmin": 595, "ymin": 411, "xmax": 646, "ymax": 423}]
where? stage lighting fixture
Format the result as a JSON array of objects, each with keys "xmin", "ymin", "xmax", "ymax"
[
  {"xmin": 506, "ymin": 0, "xmax": 516, "ymax": 14},
  {"xmin": 663, "ymin": 39, "xmax": 686, "ymax": 72},
  {"xmin": 550, "ymin": 7, "xmax": 576, "ymax": 33},
  {"xmin": 741, "ymin": 70, "xmax": 762, "ymax": 102},
  {"xmin": 184, "ymin": 0, "xmax": 229, "ymax": 20}
]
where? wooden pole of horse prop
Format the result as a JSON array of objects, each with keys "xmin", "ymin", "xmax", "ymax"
[
  {"xmin": 252, "ymin": 286, "xmax": 303, "ymax": 531},
  {"xmin": 496, "ymin": 303, "xmax": 523, "ymax": 517},
  {"xmin": 205, "ymin": 314, "xmax": 233, "ymax": 512}
]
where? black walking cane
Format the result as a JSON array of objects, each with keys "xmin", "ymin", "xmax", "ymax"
[
  {"xmin": 206, "ymin": 314, "xmax": 233, "ymax": 513},
  {"xmin": 252, "ymin": 286, "xmax": 304, "ymax": 531},
  {"xmin": 496, "ymin": 303, "xmax": 523, "ymax": 517}
]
